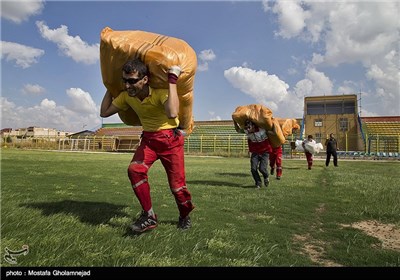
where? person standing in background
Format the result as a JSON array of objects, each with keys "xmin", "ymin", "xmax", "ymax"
[
  {"xmin": 325, "ymin": 133, "xmax": 338, "ymax": 167},
  {"xmin": 302, "ymin": 135, "xmax": 316, "ymax": 170}
]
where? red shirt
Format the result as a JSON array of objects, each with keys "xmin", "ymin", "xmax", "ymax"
[{"xmin": 245, "ymin": 126, "xmax": 272, "ymax": 154}]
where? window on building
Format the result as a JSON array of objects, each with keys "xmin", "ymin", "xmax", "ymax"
[
  {"xmin": 339, "ymin": 118, "xmax": 348, "ymax": 131},
  {"xmin": 314, "ymin": 119, "xmax": 323, "ymax": 127},
  {"xmin": 315, "ymin": 133, "xmax": 322, "ymax": 143}
]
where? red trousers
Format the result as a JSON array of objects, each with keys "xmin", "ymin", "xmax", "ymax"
[
  {"xmin": 269, "ymin": 146, "xmax": 282, "ymax": 177},
  {"xmin": 127, "ymin": 129, "xmax": 194, "ymax": 218},
  {"xmin": 305, "ymin": 151, "xmax": 313, "ymax": 168}
]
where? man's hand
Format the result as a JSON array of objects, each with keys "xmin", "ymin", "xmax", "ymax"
[{"xmin": 168, "ymin": 65, "xmax": 182, "ymax": 84}]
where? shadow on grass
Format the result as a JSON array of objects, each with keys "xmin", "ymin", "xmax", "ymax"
[
  {"xmin": 20, "ymin": 199, "xmax": 128, "ymax": 226},
  {"xmin": 215, "ymin": 172, "xmax": 249, "ymax": 177},
  {"xmin": 282, "ymin": 166, "xmax": 303, "ymax": 170},
  {"xmin": 187, "ymin": 180, "xmax": 244, "ymax": 188},
  {"xmin": 122, "ymin": 219, "xmax": 179, "ymax": 237}
]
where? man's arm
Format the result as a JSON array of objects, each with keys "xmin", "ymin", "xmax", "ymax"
[
  {"xmin": 164, "ymin": 66, "xmax": 181, "ymax": 119},
  {"xmin": 100, "ymin": 90, "xmax": 120, "ymax": 118},
  {"xmin": 233, "ymin": 121, "xmax": 244, "ymax": 133}
]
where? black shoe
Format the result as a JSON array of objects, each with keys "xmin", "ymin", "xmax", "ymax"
[
  {"xmin": 178, "ymin": 216, "xmax": 191, "ymax": 230},
  {"xmin": 130, "ymin": 211, "xmax": 158, "ymax": 233},
  {"xmin": 264, "ymin": 178, "xmax": 269, "ymax": 187},
  {"xmin": 308, "ymin": 167, "xmax": 311, "ymax": 170},
  {"xmin": 255, "ymin": 184, "xmax": 261, "ymax": 189},
  {"xmin": 270, "ymin": 168, "xmax": 275, "ymax": 175},
  {"xmin": 276, "ymin": 176, "xmax": 281, "ymax": 180}
]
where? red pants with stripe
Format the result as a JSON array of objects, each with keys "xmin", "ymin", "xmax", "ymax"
[
  {"xmin": 269, "ymin": 146, "xmax": 283, "ymax": 177},
  {"xmin": 127, "ymin": 129, "xmax": 194, "ymax": 218}
]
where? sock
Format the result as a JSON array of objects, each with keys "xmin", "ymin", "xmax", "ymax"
[{"xmin": 147, "ymin": 208, "xmax": 155, "ymax": 217}]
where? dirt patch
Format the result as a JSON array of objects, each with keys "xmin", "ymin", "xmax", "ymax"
[
  {"xmin": 292, "ymin": 203, "xmax": 342, "ymax": 266},
  {"xmin": 293, "ymin": 233, "xmax": 342, "ymax": 267},
  {"xmin": 293, "ymin": 212, "xmax": 399, "ymax": 265},
  {"xmin": 341, "ymin": 220, "xmax": 400, "ymax": 251}
]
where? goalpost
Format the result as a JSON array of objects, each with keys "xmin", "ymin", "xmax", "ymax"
[{"xmin": 58, "ymin": 138, "xmax": 91, "ymax": 151}]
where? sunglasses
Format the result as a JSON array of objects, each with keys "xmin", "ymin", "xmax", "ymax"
[{"xmin": 122, "ymin": 77, "xmax": 143, "ymax": 85}]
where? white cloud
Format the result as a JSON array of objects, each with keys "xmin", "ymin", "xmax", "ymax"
[
  {"xmin": 208, "ymin": 111, "xmax": 222, "ymax": 121},
  {"xmin": 322, "ymin": 2, "xmax": 399, "ymax": 67},
  {"xmin": 36, "ymin": 21, "xmax": 99, "ymax": 65},
  {"xmin": 1, "ymin": 0, "xmax": 44, "ymax": 24},
  {"xmin": 265, "ymin": 0, "xmax": 400, "ymax": 116},
  {"xmin": 271, "ymin": 0, "xmax": 309, "ymax": 39},
  {"xmin": 66, "ymin": 88, "xmax": 98, "ymax": 114},
  {"xmin": 224, "ymin": 66, "xmax": 290, "ymax": 112},
  {"xmin": 199, "ymin": 49, "xmax": 216, "ymax": 61},
  {"xmin": 293, "ymin": 67, "xmax": 333, "ymax": 97},
  {"xmin": 22, "ymin": 84, "xmax": 45, "ymax": 95},
  {"xmin": 197, "ymin": 49, "xmax": 216, "ymax": 72},
  {"xmin": 1, "ymin": 41, "xmax": 44, "ymax": 68},
  {"xmin": 197, "ymin": 62, "xmax": 209, "ymax": 72},
  {"xmin": 337, "ymin": 80, "xmax": 359, "ymax": 95},
  {"xmin": 0, "ymin": 88, "xmax": 101, "ymax": 132}
]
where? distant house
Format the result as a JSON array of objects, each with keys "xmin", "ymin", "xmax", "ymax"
[{"xmin": 1, "ymin": 126, "xmax": 70, "ymax": 140}]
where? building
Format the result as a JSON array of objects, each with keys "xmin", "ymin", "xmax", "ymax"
[{"xmin": 303, "ymin": 94, "xmax": 362, "ymax": 151}]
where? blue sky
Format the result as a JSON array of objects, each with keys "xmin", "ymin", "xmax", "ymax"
[{"xmin": 1, "ymin": 0, "xmax": 399, "ymax": 132}]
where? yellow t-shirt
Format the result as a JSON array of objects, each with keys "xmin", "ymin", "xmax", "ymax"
[{"xmin": 112, "ymin": 87, "xmax": 179, "ymax": 132}]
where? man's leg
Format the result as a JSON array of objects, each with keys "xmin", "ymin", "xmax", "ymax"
[
  {"xmin": 128, "ymin": 142, "xmax": 157, "ymax": 213},
  {"xmin": 275, "ymin": 147, "xmax": 283, "ymax": 179},
  {"xmin": 250, "ymin": 153, "xmax": 262, "ymax": 187},
  {"xmin": 326, "ymin": 152, "xmax": 331, "ymax": 166},
  {"xmin": 159, "ymin": 132, "xmax": 194, "ymax": 221},
  {"xmin": 127, "ymin": 140, "xmax": 158, "ymax": 232},
  {"xmin": 259, "ymin": 152, "xmax": 269, "ymax": 187},
  {"xmin": 333, "ymin": 150, "xmax": 338, "ymax": 166}
]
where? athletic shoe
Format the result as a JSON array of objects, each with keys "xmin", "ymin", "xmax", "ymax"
[
  {"xmin": 264, "ymin": 178, "xmax": 270, "ymax": 187},
  {"xmin": 276, "ymin": 176, "xmax": 281, "ymax": 180},
  {"xmin": 308, "ymin": 167, "xmax": 311, "ymax": 170},
  {"xmin": 270, "ymin": 168, "xmax": 275, "ymax": 175},
  {"xmin": 178, "ymin": 216, "xmax": 191, "ymax": 230},
  {"xmin": 255, "ymin": 185, "xmax": 261, "ymax": 189},
  {"xmin": 130, "ymin": 211, "xmax": 158, "ymax": 233}
]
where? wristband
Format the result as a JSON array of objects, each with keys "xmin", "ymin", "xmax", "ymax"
[{"xmin": 168, "ymin": 73, "xmax": 178, "ymax": 84}]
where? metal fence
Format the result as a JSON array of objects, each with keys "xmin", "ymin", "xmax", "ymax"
[
  {"xmin": 1, "ymin": 135, "xmax": 117, "ymax": 152},
  {"xmin": 2, "ymin": 133, "xmax": 399, "ymax": 158}
]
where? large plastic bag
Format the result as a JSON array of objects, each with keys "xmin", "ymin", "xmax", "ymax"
[
  {"xmin": 100, "ymin": 27, "xmax": 197, "ymax": 134},
  {"xmin": 232, "ymin": 104, "xmax": 285, "ymax": 148},
  {"xmin": 295, "ymin": 140, "xmax": 323, "ymax": 155},
  {"xmin": 275, "ymin": 118, "xmax": 300, "ymax": 138}
]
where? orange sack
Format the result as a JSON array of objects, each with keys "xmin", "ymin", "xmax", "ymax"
[
  {"xmin": 100, "ymin": 27, "xmax": 197, "ymax": 134},
  {"xmin": 275, "ymin": 118, "xmax": 300, "ymax": 138},
  {"xmin": 231, "ymin": 104, "xmax": 285, "ymax": 148}
]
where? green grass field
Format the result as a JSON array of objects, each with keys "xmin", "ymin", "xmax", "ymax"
[{"xmin": 1, "ymin": 148, "xmax": 399, "ymax": 267}]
